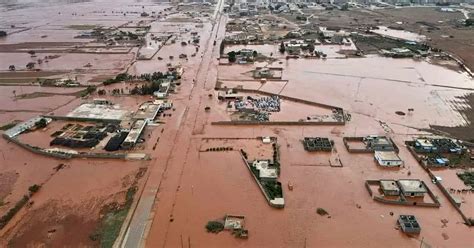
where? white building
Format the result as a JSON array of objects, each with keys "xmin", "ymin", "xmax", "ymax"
[
  {"xmin": 374, "ymin": 151, "xmax": 403, "ymax": 167},
  {"xmin": 252, "ymin": 160, "xmax": 278, "ymax": 181}
]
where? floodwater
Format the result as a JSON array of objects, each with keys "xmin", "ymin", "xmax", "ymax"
[
  {"xmin": 1, "ymin": 0, "xmax": 473, "ymax": 247},
  {"xmin": 371, "ymin": 26, "xmax": 427, "ymax": 42}
]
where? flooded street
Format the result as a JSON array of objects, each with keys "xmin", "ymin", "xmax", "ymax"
[{"xmin": 0, "ymin": 0, "xmax": 473, "ymax": 247}]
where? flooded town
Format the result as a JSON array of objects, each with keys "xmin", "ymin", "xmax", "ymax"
[{"xmin": 0, "ymin": 0, "xmax": 473, "ymax": 247}]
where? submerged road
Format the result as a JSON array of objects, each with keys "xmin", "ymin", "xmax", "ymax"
[{"xmin": 121, "ymin": 0, "xmax": 226, "ymax": 247}]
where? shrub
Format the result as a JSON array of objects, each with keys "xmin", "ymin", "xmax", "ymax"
[
  {"xmin": 205, "ymin": 221, "xmax": 224, "ymax": 233},
  {"xmin": 28, "ymin": 184, "xmax": 41, "ymax": 193},
  {"xmin": 316, "ymin": 208, "xmax": 328, "ymax": 216}
]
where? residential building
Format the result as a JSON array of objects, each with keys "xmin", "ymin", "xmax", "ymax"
[
  {"xmin": 374, "ymin": 151, "xmax": 403, "ymax": 167},
  {"xmin": 380, "ymin": 180, "xmax": 400, "ymax": 196},
  {"xmin": 397, "ymin": 179, "xmax": 427, "ymax": 197}
]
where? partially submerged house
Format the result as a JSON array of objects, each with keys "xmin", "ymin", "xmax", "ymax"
[
  {"xmin": 374, "ymin": 151, "xmax": 403, "ymax": 167},
  {"xmin": 398, "ymin": 179, "xmax": 427, "ymax": 198},
  {"xmin": 398, "ymin": 215, "xmax": 421, "ymax": 234},
  {"xmin": 380, "ymin": 180, "xmax": 400, "ymax": 196}
]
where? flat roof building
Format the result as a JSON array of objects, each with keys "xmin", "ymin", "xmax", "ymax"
[
  {"xmin": 364, "ymin": 135, "xmax": 396, "ymax": 151},
  {"xmin": 374, "ymin": 151, "xmax": 403, "ymax": 167},
  {"xmin": 380, "ymin": 180, "xmax": 400, "ymax": 196},
  {"xmin": 66, "ymin": 103, "xmax": 128, "ymax": 122},
  {"xmin": 122, "ymin": 120, "xmax": 146, "ymax": 149},
  {"xmin": 398, "ymin": 215, "xmax": 421, "ymax": 234},
  {"xmin": 133, "ymin": 102, "xmax": 161, "ymax": 123},
  {"xmin": 397, "ymin": 179, "xmax": 427, "ymax": 197},
  {"xmin": 252, "ymin": 160, "xmax": 278, "ymax": 181}
]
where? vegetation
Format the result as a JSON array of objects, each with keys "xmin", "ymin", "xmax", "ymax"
[
  {"xmin": 26, "ymin": 62, "xmax": 35, "ymax": 70},
  {"xmin": 34, "ymin": 118, "xmax": 48, "ymax": 129},
  {"xmin": 103, "ymin": 73, "xmax": 132, "ymax": 85},
  {"xmin": 227, "ymin": 51, "xmax": 236, "ymax": 63},
  {"xmin": 457, "ymin": 171, "xmax": 474, "ymax": 188},
  {"xmin": 0, "ymin": 31, "xmax": 7, "ymax": 37},
  {"xmin": 0, "ymin": 195, "xmax": 29, "ymax": 229},
  {"xmin": 205, "ymin": 220, "xmax": 224, "ymax": 233},
  {"xmin": 81, "ymin": 85, "xmax": 97, "ymax": 97},
  {"xmin": 316, "ymin": 208, "xmax": 329, "ymax": 216},
  {"xmin": 8, "ymin": 65, "xmax": 15, "ymax": 71},
  {"xmin": 465, "ymin": 19, "xmax": 473, "ymax": 27},
  {"xmin": 28, "ymin": 184, "xmax": 41, "ymax": 194},
  {"xmin": 91, "ymin": 186, "xmax": 137, "ymax": 247},
  {"xmin": 261, "ymin": 181, "xmax": 282, "ymax": 199},
  {"xmin": 279, "ymin": 41, "xmax": 285, "ymax": 53},
  {"xmin": 0, "ymin": 122, "xmax": 17, "ymax": 130}
]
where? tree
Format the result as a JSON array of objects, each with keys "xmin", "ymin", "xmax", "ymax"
[
  {"xmin": 466, "ymin": 19, "xmax": 474, "ymax": 27},
  {"xmin": 35, "ymin": 118, "xmax": 47, "ymax": 128},
  {"xmin": 0, "ymin": 31, "xmax": 6, "ymax": 37},
  {"xmin": 27, "ymin": 50, "xmax": 36, "ymax": 56},
  {"xmin": 253, "ymin": 50, "xmax": 258, "ymax": 58},
  {"xmin": 26, "ymin": 62, "xmax": 35, "ymax": 70},
  {"xmin": 307, "ymin": 43, "xmax": 315, "ymax": 54},
  {"xmin": 8, "ymin": 65, "xmax": 15, "ymax": 71},
  {"xmin": 279, "ymin": 41, "xmax": 286, "ymax": 53},
  {"xmin": 227, "ymin": 51, "xmax": 237, "ymax": 63}
]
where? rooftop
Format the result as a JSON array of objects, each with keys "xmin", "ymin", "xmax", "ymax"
[
  {"xmin": 380, "ymin": 180, "xmax": 400, "ymax": 192},
  {"xmin": 133, "ymin": 103, "xmax": 161, "ymax": 121},
  {"xmin": 67, "ymin": 103, "xmax": 128, "ymax": 121},
  {"xmin": 123, "ymin": 120, "xmax": 146, "ymax": 144},
  {"xmin": 397, "ymin": 179, "xmax": 427, "ymax": 194},
  {"xmin": 374, "ymin": 151, "xmax": 402, "ymax": 161}
]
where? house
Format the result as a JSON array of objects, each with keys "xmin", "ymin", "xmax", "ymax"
[
  {"xmin": 398, "ymin": 215, "xmax": 421, "ymax": 234},
  {"xmin": 380, "ymin": 180, "xmax": 400, "ymax": 196},
  {"xmin": 374, "ymin": 151, "xmax": 403, "ymax": 167},
  {"xmin": 122, "ymin": 120, "xmax": 146, "ymax": 149},
  {"xmin": 252, "ymin": 160, "xmax": 278, "ymax": 181},
  {"xmin": 364, "ymin": 135, "xmax": 395, "ymax": 151},
  {"xmin": 415, "ymin": 138, "xmax": 436, "ymax": 152},
  {"xmin": 397, "ymin": 179, "xmax": 427, "ymax": 197}
]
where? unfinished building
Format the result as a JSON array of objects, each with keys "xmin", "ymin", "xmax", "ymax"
[
  {"xmin": 302, "ymin": 137, "xmax": 333, "ymax": 152},
  {"xmin": 398, "ymin": 215, "xmax": 421, "ymax": 234}
]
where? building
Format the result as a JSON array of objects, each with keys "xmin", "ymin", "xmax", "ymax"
[
  {"xmin": 122, "ymin": 120, "xmax": 147, "ymax": 149},
  {"xmin": 374, "ymin": 151, "xmax": 403, "ymax": 167},
  {"xmin": 217, "ymin": 90, "xmax": 243, "ymax": 100},
  {"xmin": 3, "ymin": 116, "xmax": 52, "ymax": 138},
  {"xmin": 133, "ymin": 102, "xmax": 161, "ymax": 123},
  {"xmin": 380, "ymin": 180, "xmax": 400, "ymax": 196},
  {"xmin": 414, "ymin": 138, "xmax": 436, "ymax": 152},
  {"xmin": 66, "ymin": 102, "xmax": 128, "ymax": 123},
  {"xmin": 364, "ymin": 135, "xmax": 395, "ymax": 151},
  {"xmin": 397, "ymin": 179, "xmax": 427, "ymax": 198},
  {"xmin": 398, "ymin": 215, "xmax": 421, "ymax": 234},
  {"xmin": 252, "ymin": 160, "xmax": 278, "ymax": 181}
]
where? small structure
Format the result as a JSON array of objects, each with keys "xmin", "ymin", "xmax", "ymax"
[
  {"xmin": 252, "ymin": 160, "xmax": 278, "ymax": 181},
  {"xmin": 398, "ymin": 179, "xmax": 427, "ymax": 197},
  {"xmin": 262, "ymin": 136, "xmax": 271, "ymax": 144},
  {"xmin": 3, "ymin": 117, "xmax": 52, "ymax": 138},
  {"xmin": 133, "ymin": 102, "xmax": 161, "ymax": 123},
  {"xmin": 364, "ymin": 135, "xmax": 395, "ymax": 151},
  {"xmin": 223, "ymin": 215, "xmax": 248, "ymax": 239},
  {"xmin": 92, "ymin": 98, "xmax": 112, "ymax": 105},
  {"xmin": 374, "ymin": 151, "xmax": 403, "ymax": 167},
  {"xmin": 414, "ymin": 138, "xmax": 435, "ymax": 152},
  {"xmin": 217, "ymin": 90, "xmax": 243, "ymax": 100},
  {"xmin": 303, "ymin": 137, "xmax": 333, "ymax": 152},
  {"xmin": 380, "ymin": 180, "xmax": 400, "ymax": 196},
  {"xmin": 398, "ymin": 215, "xmax": 421, "ymax": 234}
]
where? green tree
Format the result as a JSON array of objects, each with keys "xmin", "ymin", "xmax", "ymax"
[
  {"xmin": 227, "ymin": 51, "xmax": 237, "ymax": 63},
  {"xmin": 279, "ymin": 41, "xmax": 286, "ymax": 53}
]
